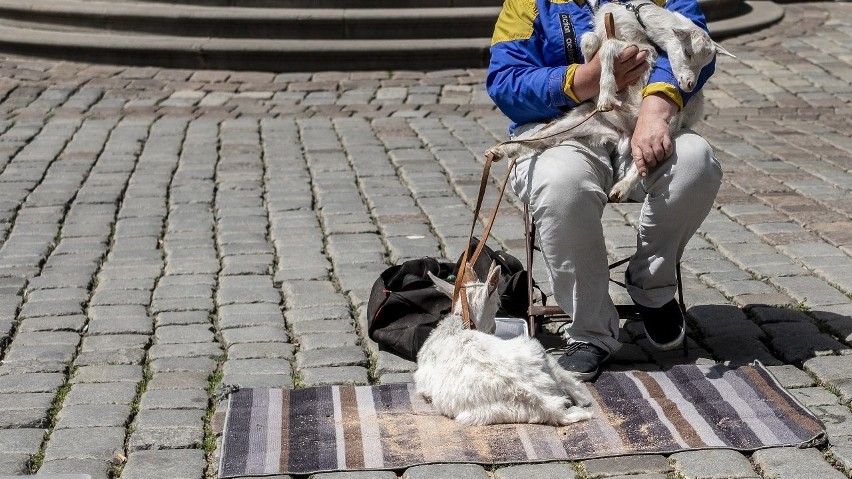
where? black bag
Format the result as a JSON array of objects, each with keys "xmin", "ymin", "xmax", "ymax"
[
  {"xmin": 367, "ymin": 238, "xmax": 534, "ymax": 361},
  {"xmin": 367, "ymin": 257, "xmax": 454, "ymax": 361}
]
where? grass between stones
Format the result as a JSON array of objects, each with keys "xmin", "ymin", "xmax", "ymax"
[
  {"xmin": 203, "ymin": 354, "xmax": 226, "ymax": 479},
  {"xmin": 28, "ymin": 363, "xmax": 78, "ymax": 473}
]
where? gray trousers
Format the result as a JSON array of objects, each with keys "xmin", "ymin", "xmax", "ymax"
[{"xmin": 509, "ymin": 124, "xmax": 722, "ymax": 353}]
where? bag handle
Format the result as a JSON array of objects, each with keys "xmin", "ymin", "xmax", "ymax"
[{"xmin": 452, "ymin": 151, "xmax": 519, "ymax": 329}]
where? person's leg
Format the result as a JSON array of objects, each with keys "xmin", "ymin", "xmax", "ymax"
[
  {"xmin": 625, "ymin": 130, "xmax": 722, "ymax": 345},
  {"xmin": 510, "ymin": 125, "xmax": 622, "ymax": 355}
]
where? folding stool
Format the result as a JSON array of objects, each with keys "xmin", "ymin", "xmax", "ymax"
[{"xmin": 522, "ymin": 204, "xmax": 687, "ymax": 351}]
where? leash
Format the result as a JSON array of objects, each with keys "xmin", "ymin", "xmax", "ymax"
[{"xmin": 453, "ymin": 12, "xmax": 618, "ymax": 329}]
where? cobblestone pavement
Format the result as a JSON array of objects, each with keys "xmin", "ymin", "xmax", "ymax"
[{"xmin": 0, "ymin": 3, "xmax": 850, "ymax": 479}]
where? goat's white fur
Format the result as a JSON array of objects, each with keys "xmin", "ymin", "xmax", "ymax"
[
  {"xmin": 487, "ymin": 0, "xmax": 734, "ymax": 202},
  {"xmin": 413, "ymin": 262, "xmax": 593, "ymax": 426}
]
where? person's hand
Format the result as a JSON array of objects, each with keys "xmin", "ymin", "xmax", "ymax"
[
  {"xmin": 631, "ymin": 93, "xmax": 679, "ymax": 176},
  {"xmin": 572, "ymin": 45, "xmax": 649, "ymax": 102},
  {"xmin": 611, "ymin": 45, "xmax": 650, "ymax": 91}
]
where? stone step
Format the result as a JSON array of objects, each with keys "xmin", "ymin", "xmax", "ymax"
[
  {"xmin": 0, "ymin": 23, "xmax": 491, "ymax": 71},
  {"xmin": 0, "ymin": 1, "xmax": 782, "ymax": 71},
  {"xmin": 74, "ymin": 0, "xmax": 500, "ymax": 7},
  {"xmin": 0, "ymin": 0, "xmax": 500, "ymax": 40}
]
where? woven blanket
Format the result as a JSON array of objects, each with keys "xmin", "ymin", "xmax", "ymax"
[{"xmin": 219, "ymin": 364, "xmax": 825, "ymax": 477}]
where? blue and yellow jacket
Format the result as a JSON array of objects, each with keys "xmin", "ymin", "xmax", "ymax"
[{"xmin": 486, "ymin": 0, "xmax": 714, "ymax": 131}]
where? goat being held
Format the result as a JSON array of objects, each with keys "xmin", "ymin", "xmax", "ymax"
[
  {"xmin": 486, "ymin": 0, "xmax": 734, "ymax": 202},
  {"xmin": 413, "ymin": 262, "xmax": 592, "ymax": 426}
]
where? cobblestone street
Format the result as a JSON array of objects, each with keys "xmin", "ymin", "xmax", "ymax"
[{"xmin": 0, "ymin": 2, "xmax": 851, "ymax": 478}]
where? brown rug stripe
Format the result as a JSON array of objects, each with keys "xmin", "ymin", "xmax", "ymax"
[
  {"xmin": 633, "ymin": 371, "xmax": 706, "ymax": 449},
  {"xmin": 339, "ymin": 386, "xmax": 365, "ymax": 470},
  {"xmin": 219, "ymin": 364, "xmax": 826, "ymax": 477}
]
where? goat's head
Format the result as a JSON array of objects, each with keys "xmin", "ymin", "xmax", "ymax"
[
  {"xmin": 669, "ymin": 18, "xmax": 736, "ymax": 92},
  {"xmin": 429, "ymin": 262, "xmax": 502, "ymax": 334}
]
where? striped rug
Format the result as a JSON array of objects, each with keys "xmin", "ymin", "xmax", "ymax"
[{"xmin": 218, "ymin": 364, "xmax": 825, "ymax": 477}]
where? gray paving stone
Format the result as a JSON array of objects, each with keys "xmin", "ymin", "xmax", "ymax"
[
  {"xmin": 0, "ymin": 373, "xmax": 64, "ymax": 393},
  {"xmin": 290, "ymin": 318, "xmax": 355, "ymax": 335},
  {"xmin": 221, "ymin": 372, "xmax": 294, "ymax": 389},
  {"xmin": 790, "ymin": 387, "xmax": 840, "ymax": 407},
  {"xmin": 581, "ymin": 455, "xmax": 671, "ymax": 477},
  {"xmin": 0, "ymin": 428, "xmax": 44, "ymax": 456},
  {"xmin": 139, "ymin": 388, "xmax": 208, "ymax": 410},
  {"xmin": 64, "ymin": 382, "xmax": 138, "ymax": 405},
  {"xmin": 17, "ymin": 315, "xmax": 87, "ymax": 332},
  {"xmin": 751, "ymin": 447, "xmax": 846, "ymax": 479},
  {"xmin": 42, "ymin": 427, "xmax": 125, "ymax": 461},
  {"xmin": 806, "ymin": 404, "xmax": 852, "ymax": 439},
  {"xmin": 37, "ymin": 458, "xmax": 108, "ymax": 478},
  {"xmin": 493, "ymin": 463, "xmax": 577, "ymax": 479},
  {"xmin": 221, "ymin": 325, "xmax": 289, "ymax": 345},
  {"xmin": 149, "ymin": 357, "xmax": 217, "ymax": 373},
  {"xmin": 670, "ymin": 449, "xmax": 759, "ymax": 478},
  {"xmin": 72, "ymin": 365, "xmax": 143, "ymax": 383},
  {"xmin": 313, "ymin": 472, "xmax": 395, "ymax": 479},
  {"xmin": 765, "ymin": 365, "xmax": 817, "ymax": 389},
  {"xmin": 295, "ymin": 346, "xmax": 367, "ymax": 369},
  {"xmin": 299, "ymin": 366, "xmax": 369, "ymax": 387},
  {"xmin": 0, "ymin": 453, "xmax": 31, "ymax": 475},
  {"xmin": 128, "ymin": 426, "xmax": 203, "ymax": 451},
  {"xmin": 403, "ymin": 464, "xmax": 488, "ymax": 479},
  {"xmin": 147, "ymin": 342, "xmax": 222, "ymax": 360},
  {"xmin": 297, "ymin": 332, "xmax": 360, "ymax": 351},
  {"xmin": 223, "ymin": 358, "xmax": 292, "ymax": 376},
  {"xmin": 55, "ymin": 404, "xmax": 131, "ymax": 429},
  {"xmin": 375, "ymin": 351, "xmax": 417, "ymax": 375},
  {"xmin": 147, "ymin": 372, "xmax": 210, "ymax": 390},
  {"xmin": 3, "ymin": 342, "xmax": 77, "ymax": 365},
  {"xmin": 227, "ymin": 342, "xmax": 294, "ymax": 360},
  {"xmin": 156, "ymin": 311, "xmax": 211, "ymax": 326},
  {"xmin": 284, "ymin": 305, "xmax": 352, "ymax": 323},
  {"xmin": 154, "ymin": 324, "xmax": 215, "ymax": 344},
  {"xmin": 121, "ymin": 449, "xmax": 205, "ymax": 479}
]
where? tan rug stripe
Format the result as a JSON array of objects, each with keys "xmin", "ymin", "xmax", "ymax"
[
  {"xmin": 339, "ymin": 385, "xmax": 366, "ymax": 470},
  {"xmin": 633, "ymin": 371, "xmax": 707, "ymax": 448}
]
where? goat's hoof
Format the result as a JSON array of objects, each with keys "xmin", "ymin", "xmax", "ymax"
[
  {"xmin": 608, "ymin": 186, "xmax": 629, "ymax": 203},
  {"xmin": 597, "ymin": 100, "xmax": 621, "ymax": 112}
]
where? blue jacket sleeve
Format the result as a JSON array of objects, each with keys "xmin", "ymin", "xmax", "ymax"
[
  {"xmin": 486, "ymin": 21, "xmax": 579, "ymax": 127},
  {"xmin": 646, "ymin": 0, "xmax": 716, "ymax": 107}
]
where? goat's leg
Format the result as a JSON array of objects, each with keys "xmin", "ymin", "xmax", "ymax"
[
  {"xmin": 580, "ymin": 32, "xmax": 602, "ymax": 59},
  {"xmin": 560, "ymin": 406, "xmax": 594, "ymax": 425},
  {"xmin": 596, "ymin": 40, "xmax": 630, "ymax": 112},
  {"xmin": 486, "ymin": 105, "xmax": 599, "ymax": 161},
  {"xmin": 546, "ymin": 355, "xmax": 593, "ymax": 407}
]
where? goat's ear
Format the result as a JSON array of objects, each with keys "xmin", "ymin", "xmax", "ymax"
[
  {"xmin": 713, "ymin": 42, "xmax": 736, "ymax": 58},
  {"xmin": 427, "ymin": 272, "xmax": 455, "ymax": 298},
  {"xmin": 464, "ymin": 264, "xmax": 479, "ymax": 284},
  {"xmin": 486, "ymin": 262, "xmax": 501, "ymax": 297},
  {"xmin": 673, "ymin": 28, "xmax": 691, "ymax": 40}
]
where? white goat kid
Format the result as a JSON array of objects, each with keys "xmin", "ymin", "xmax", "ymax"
[
  {"xmin": 413, "ymin": 262, "xmax": 593, "ymax": 426},
  {"xmin": 486, "ymin": 0, "xmax": 734, "ymax": 202}
]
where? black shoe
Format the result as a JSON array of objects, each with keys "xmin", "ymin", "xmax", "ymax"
[
  {"xmin": 555, "ymin": 341, "xmax": 610, "ymax": 381},
  {"xmin": 635, "ymin": 299, "xmax": 686, "ymax": 351}
]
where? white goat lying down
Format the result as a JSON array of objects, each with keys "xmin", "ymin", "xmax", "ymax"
[
  {"xmin": 487, "ymin": 0, "xmax": 734, "ymax": 202},
  {"xmin": 413, "ymin": 263, "xmax": 593, "ymax": 426}
]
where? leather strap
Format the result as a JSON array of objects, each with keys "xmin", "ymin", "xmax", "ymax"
[{"xmin": 605, "ymin": 12, "xmax": 616, "ymax": 40}]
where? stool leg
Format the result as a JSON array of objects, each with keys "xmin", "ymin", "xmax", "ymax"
[
  {"xmin": 524, "ymin": 204, "xmax": 537, "ymax": 337},
  {"xmin": 676, "ymin": 261, "xmax": 688, "ymax": 357}
]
